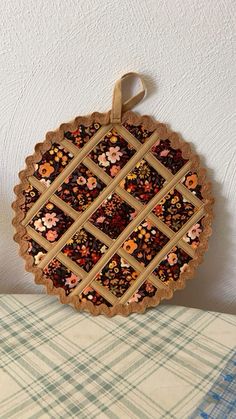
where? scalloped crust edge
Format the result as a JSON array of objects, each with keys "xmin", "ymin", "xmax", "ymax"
[{"xmin": 12, "ymin": 110, "xmax": 214, "ymax": 317}]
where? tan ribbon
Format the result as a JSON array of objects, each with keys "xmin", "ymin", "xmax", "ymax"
[{"xmin": 110, "ymin": 72, "xmax": 146, "ymax": 124}]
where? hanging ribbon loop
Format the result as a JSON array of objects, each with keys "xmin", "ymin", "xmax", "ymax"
[{"xmin": 110, "ymin": 72, "xmax": 146, "ymax": 124}]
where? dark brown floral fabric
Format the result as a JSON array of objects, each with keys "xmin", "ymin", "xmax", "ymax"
[
  {"xmin": 21, "ymin": 185, "xmax": 41, "ymax": 213},
  {"xmin": 123, "ymin": 122, "xmax": 153, "ymax": 142},
  {"xmin": 127, "ymin": 281, "xmax": 157, "ymax": 304},
  {"xmin": 120, "ymin": 159, "xmax": 166, "ymax": 204},
  {"xmin": 27, "ymin": 238, "xmax": 46, "ymax": 265},
  {"xmin": 56, "ymin": 163, "xmax": 105, "ymax": 212},
  {"xmin": 64, "ymin": 123, "xmax": 101, "ymax": 149},
  {"xmin": 122, "ymin": 220, "xmax": 169, "ymax": 267},
  {"xmin": 29, "ymin": 202, "xmax": 73, "ymax": 242},
  {"xmin": 78, "ymin": 287, "xmax": 112, "ymax": 307},
  {"xmin": 183, "ymin": 217, "xmax": 204, "ymax": 249},
  {"xmin": 34, "ymin": 143, "xmax": 73, "ymax": 187},
  {"xmin": 95, "ymin": 254, "xmax": 139, "ymax": 298},
  {"xmin": 62, "ymin": 228, "xmax": 107, "ymax": 272},
  {"xmin": 182, "ymin": 171, "xmax": 203, "ymax": 200},
  {"xmin": 89, "ymin": 193, "xmax": 137, "ymax": 239},
  {"xmin": 89, "ymin": 128, "xmax": 135, "ymax": 178},
  {"xmin": 43, "ymin": 259, "xmax": 82, "ymax": 295},
  {"xmin": 153, "ymin": 246, "xmax": 191, "ymax": 283},
  {"xmin": 151, "ymin": 139, "xmax": 188, "ymax": 174},
  {"xmin": 153, "ymin": 189, "xmax": 195, "ymax": 232}
]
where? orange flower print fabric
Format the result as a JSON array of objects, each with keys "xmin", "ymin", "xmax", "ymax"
[
  {"xmin": 153, "ymin": 246, "xmax": 191, "ymax": 283},
  {"xmin": 153, "ymin": 189, "xmax": 195, "ymax": 232},
  {"xmin": 95, "ymin": 254, "xmax": 139, "ymax": 298},
  {"xmin": 34, "ymin": 143, "xmax": 73, "ymax": 187},
  {"xmin": 90, "ymin": 193, "xmax": 136, "ymax": 239},
  {"xmin": 120, "ymin": 160, "xmax": 165, "ymax": 204},
  {"xmin": 29, "ymin": 202, "xmax": 73, "ymax": 242},
  {"xmin": 122, "ymin": 220, "xmax": 169, "ymax": 266},
  {"xmin": 64, "ymin": 123, "xmax": 101, "ymax": 149},
  {"xmin": 183, "ymin": 218, "xmax": 204, "ymax": 249},
  {"xmin": 62, "ymin": 229, "xmax": 107, "ymax": 272},
  {"xmin": 89, "ymin": 128, "xmax": 135, "ymax": 178},
  {"xmin": 182, "ymin": 171, "xmax": 203, "ymax": 200},
  {"xmin": 56, "ymin": 163, "xmax": 105, "ymax": 212},
  {"xmin": 43, "ymin": 259, "xmax": 81, "ymax": 296},
  {"xmin": 128, "ymin": 281, "xmax": 157, "ymax": 304}
]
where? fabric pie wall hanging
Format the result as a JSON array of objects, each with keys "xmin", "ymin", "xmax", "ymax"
[{"xmin": 12, "ymin": 72, "xmax": 214, "ymax": 316}]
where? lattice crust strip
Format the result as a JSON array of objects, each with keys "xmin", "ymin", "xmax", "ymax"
[{"xmin": 13, "ymin": 72, "xmax": 213, "ymax": 315}]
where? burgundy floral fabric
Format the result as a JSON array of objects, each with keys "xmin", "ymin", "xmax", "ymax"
[
  {"xmin": 89, "ymin": 128, "xmax": 135, "ymax": 178},
  {"xmin": 29, "ymin": 202, "xmax": 73, "ymax": 242},
  {"xmin": 21, "ymin": 185, "xmax": 41, "ymax": 213},
  {"xmin": 122, "ymin": 220, "xmax": 169, "ymax": 267},
  {"xmin": 151, "ymin": 139, "xmax": 188, "ymax": 174},
  {"xmin": 182, "ymin": 171, "xmax": 203, "ymax": 200},
  {"xmin": 183, "ymin": 217, "xmax": 204, "ymax": 249},
  {"xmin": 56, "ymin": 163, "xmax": 105, "ymax": 212},
  {"xmin": 64, "ymin": 123, "xmax": 101, "ymax": 149},
  {"xmin": 43, "ymin": 259, "xmax": 81, "ymax": 296},
  {"xmin": 27, "ymin": 238, "xmax": 46, "ymax": 265},
  {"xmin": 34, "ymin": 143, "xmax": 73, "ymax": 187},
  {"xmin": 120, "ymin": 159, "xmax": 166, "ymax": 204},
  {"xmin": 62, "ymin": 228, "xmax": 107, "ymax": 273},
  {"xmin": 95, "ymin": 254, "xmax": 139, "ymax": 298},
  {"xmin": 153, "ymin": 189, "xmax": 195, "ymax": 232},
  {"xmin": 78, "ymin": 287, "xmax": 112, "ymax": 307},
  {"xmin": 127, "ymin": 281, "xmax": 157, "ymax": 304},
  {"xmin": 123, "ymin": 122, "xmax": 153, "ymax": 142},
  {"xmin": 153, "ymin": 246, "xmax": 191, "ymax": 283},
  {"xmin": 89, "ymin": 193, "xmax": 137, "ymax": 239}
]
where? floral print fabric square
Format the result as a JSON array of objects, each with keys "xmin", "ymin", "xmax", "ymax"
[
  {"xmin": 120, "ymin": 159, "xmax": 166, "ymax": 204},
  {"xmin": 61, "ymin": 228, "xmax": 107, "ymax": 272},
  {"xmin": 43, "ymin": 259, "xmax": 81, "ymax": 295},
  {"xmin": 122, "ymin": 220, "xmax": 169, "ymax": 266},
  {"xmin": 153, "ymin": 246, "xmax": 192, "ymax": 283},
  {"xmin": 34, "ymin": 143, "xmax": 73, "ymax": 187},
  {"xmin": 56, "ymin": 163, "xmax": 105, "ymax": 212},
  {"xmin": 151, "ymin": 139, "xmax": 188, "ymax": 175},
  {"xmin": 89, "ymin": 128, "xmax": 135, "ymax": 178},
  {"xmin": 21, "ymin": 185, "xmax": 41, "ymax": 213},
  {"xmin": 29, "ymin": 202, "xmax": 73, "ymax": 242},
  {"xmin": 95, "ymin": 254, "xmax": 139, "ymax": 298},
  {"xmin": 64, "ymin": 123, "xmax": 101, "ymax": 149},
  {"xmin": 153, "ymin": 189, "xmax": 195, "ymax": 232},
  {"xmin": 183, "ymin": 218, "xmax": 204, "ymax": 249},
  {"xmin": 89, "ymin": 193, "xmax": 137, "ymax": 239},
  {"xmin": 27, "ymin": 238, "xmax": 46, "ymax": 265}
]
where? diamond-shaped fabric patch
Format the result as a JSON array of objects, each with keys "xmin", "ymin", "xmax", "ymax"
[
  {"xmin": 27, "ymin": 238, "xmax": 46, "ymax": 265},
  {"xmin": 122, "ymin": 220, "xmax": 169, "ymax": 267},
  {"xmin": 89, "ymin": 128, "xmax": 135, "ymax": 177},
  {"xmin": 153, "ymin": 189, "xmax": 195, "ymax": 232},
  {"xmin": 183, "ymin": 217, "xmax": 204, "ymax": 249},
  {"xmin": 78, "ymin": 287, "xmax": 112, "ymax": 307},
  {"xmin": 89, "ymin": 193, "xmax": 137, "ymax": 239},
  {"xmin": 56, "ymin": 163, "xmax": 106, "ymax": 212},
  {"xmin": 151, "ymin": 139, "xmax": 188, "ymax": 175},
  {"xmin": 29, "ymin": 202, "xmax": 73, "ymax": 242},
  {"xmin": 34, "ymin": 143, "xmax": 73, "ymax": 187},
  {"xmin": 153, "ymin": 246, "xmax": 191, "ymax": 282},
  {"xmin": 64, "ymin": 122, "xmax": 101, "ymax": 149},
  {"xmin": 127, "ymin": 280, "xmax": 157, "ymax": 304},
  {"xmin": 120, "ymin": 159, "xmax": 166, "ymax": 204},
  {"xmin": 182, "ymin": 171, "xmax": 203, "ymax": 200},
  {"xmin": 43, "ymin": 259, "xmax": 81, "ymax": 295},
  {"xmin": 20, "ymin": 185, "xmax": 41, "ymax": 213},
  {"xmin": 61, "ymin": 228, "xmax": 107, "ymax": 273},
  {"xmin": 95, "ymin": 254, "xmax": 139, "ymax": 298},
  {"xmin": 123, "ymin": 122, "xmax": 154, "ymax": 143}
]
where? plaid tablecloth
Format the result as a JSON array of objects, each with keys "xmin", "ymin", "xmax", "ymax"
[{"xmin": 0, "ymin": 294, "xmax": 235, "ymax": 419}]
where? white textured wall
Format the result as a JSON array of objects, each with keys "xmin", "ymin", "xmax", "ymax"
[{"xmin": 0, "ymin": 0, "xmax": 235, "ymax": 314}]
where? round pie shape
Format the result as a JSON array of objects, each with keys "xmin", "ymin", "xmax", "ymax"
[{"xmin": 12, "ymin": 107, "xmax": 213, "ymax": 316}]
